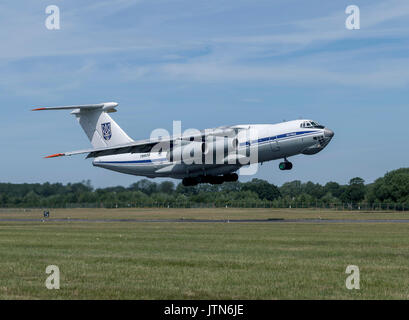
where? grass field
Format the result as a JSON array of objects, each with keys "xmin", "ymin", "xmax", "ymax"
[{"xmin": 0, "ymin": 208, "xmax": 409, "ymax": 299}]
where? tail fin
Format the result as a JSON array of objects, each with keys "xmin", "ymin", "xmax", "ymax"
[{"xmin": 32, "ymin": 102, "xmax": 133, "ymax": 148}]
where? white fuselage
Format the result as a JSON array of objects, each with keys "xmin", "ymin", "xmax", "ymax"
[{"xmin": 92, "ymin": 119, "xmax": 334, "ymax": 179}]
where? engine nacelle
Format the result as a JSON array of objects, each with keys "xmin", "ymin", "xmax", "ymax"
[
  {"xmin": 167, "ymin": 137, "xmax": 239, "ymax": 164},
  {"xmin": 167, "ymin": 141, "xmax": 206, "ymax": 164},
  {"xmin": 202, "ymin": 137, "xmax": 239, "ymax": 164}
]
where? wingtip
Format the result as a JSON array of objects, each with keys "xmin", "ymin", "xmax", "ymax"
[
  {"xmin": 44, "ymin": 153, "xmax": 65, "ymax": 159},
  {"xmin": 32, "ymin": 107, "xmax": 46, "ymax": 111}
]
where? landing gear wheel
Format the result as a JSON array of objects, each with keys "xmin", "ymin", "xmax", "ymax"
[
  {"xmin": 279, "ymin": 161, "xmax": 293, "ymax": 170},
  {"xmin": 223, "ymin": 173, "xmax": 239, "ymax": 182},
  {"xmin": 209, "ymin": 176, "xmax": 224, "ymax": 185},
  {"xmin": 182, "ymin": 177, "xmax": 199, "ymax": 187}
]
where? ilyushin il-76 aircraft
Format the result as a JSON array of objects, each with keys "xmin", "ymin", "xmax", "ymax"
[{"xmin": 33, "ymin": 102, "xmax": 334, "ymax": 186}]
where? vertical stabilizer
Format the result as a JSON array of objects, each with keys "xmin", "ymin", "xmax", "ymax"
[
  {"xmin": 73, "ymin": 108, "xmax": 133, "ymax": 148},
  {"xmin": 32, "ymin": 102, "xmax": 133, "ymax": 148}
]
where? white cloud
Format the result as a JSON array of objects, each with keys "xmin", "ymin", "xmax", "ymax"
[
  {"xmin": 154, "ymin": 59, "xmax": 409, "ymax": 87},
  {"xmin": 2, "ymin": 0, "xmax": 409, "ymax": 97}
]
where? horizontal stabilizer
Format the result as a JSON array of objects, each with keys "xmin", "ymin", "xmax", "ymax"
[
  {"xmin": 44, "ymin": 153, "xmax": 66, "ymax": 159},
  {"xmin": 32, "ymin": 102, "xmax": 118, "ymax": 112}
]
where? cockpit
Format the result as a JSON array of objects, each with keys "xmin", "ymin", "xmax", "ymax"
[{"xmin": 300, "ymin": 120, "xmax": 325, "ymax": 129}]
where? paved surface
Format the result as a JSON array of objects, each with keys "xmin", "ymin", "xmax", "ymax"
[{"xmin": 1, "ymin": 218, "xmax": 409, "ymax": 223}]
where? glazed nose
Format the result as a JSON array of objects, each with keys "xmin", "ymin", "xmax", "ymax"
[{"xmin": 324, "ymin": 128, "xmax": 334, "ymax": 138}]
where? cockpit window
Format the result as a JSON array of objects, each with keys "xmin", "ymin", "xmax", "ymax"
[{"xmin": 301, "ymin": 121, "xmax": 325, "ymax": 129}]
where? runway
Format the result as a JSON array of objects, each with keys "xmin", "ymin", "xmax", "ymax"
[{"xmin": 1, "ymin": 218, "xmax": 409, "ymax": 224}]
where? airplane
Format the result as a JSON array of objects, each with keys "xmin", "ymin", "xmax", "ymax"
[{"xmin": 32, "ymin": 102, "xmax": 334, "ymax": 186}]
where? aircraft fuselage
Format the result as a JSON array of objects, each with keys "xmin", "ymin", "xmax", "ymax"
[{"xmin": 92, "ymin": 120, "xmax": 334, "ymax": 179}]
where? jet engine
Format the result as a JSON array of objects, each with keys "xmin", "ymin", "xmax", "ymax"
[
  {"xmin": 202, "ymin": 137, "xmax": 239, "ymax": 164},
  {"xmin": 167, "ymin": 137, "xmax": 239, "ymax": 164}
]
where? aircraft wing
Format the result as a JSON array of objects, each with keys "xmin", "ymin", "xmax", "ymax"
[
  {"xmin": 45, "ymin": 139, "xmax": 162, "ymax": 159},
  {"xmin": 44, "ymin": 126, "xmax": 244, "ymax": 159}
]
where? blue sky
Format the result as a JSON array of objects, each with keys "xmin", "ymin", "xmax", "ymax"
[{"xmin": 2, "ymin": 0, "xmax": 409, "ymax": 188}]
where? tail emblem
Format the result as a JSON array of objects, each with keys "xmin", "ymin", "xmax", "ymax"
[{"xmin": 101, "ymin": 122, "xmax": 112, "ymax": 140}]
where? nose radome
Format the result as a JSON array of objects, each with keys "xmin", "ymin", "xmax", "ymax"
[{"xmin": 324, "ymin": 128, "xmax": 334, "ymax": 138}]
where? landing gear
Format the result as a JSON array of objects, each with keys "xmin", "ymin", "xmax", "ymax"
[
  {"xmin": 223, "ymin": 173, "xmax": 239, "ymax": 182},
  {"xmin": 182, "ymin": 177, "xmax": 199, "ymax": 187},
  {"xmin": 279, "ymin": 158, "xmax": 293, "ymax": 170},
  {"xmin": 182, "ymin": 173, "xmax": 239, "ymax": 186},
  {"xmin": 208, "ymin": 176, "xmax": 224, "ymax": 185},
  {"xmin": 202, "ymin": 175, "xmax": 235, "ymax": 185}
]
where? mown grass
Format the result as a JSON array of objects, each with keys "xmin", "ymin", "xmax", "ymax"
[
  {"xmin": 2, "ymin": 207, "xmax": 409, "ymax": 220},
  {"xmin": 0, "ymin": 208, "xmax": 408, "ymax": 299}
]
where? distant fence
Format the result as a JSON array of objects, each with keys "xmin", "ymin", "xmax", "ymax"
[{"xmin": 1, "ymin": 202, "xmax": 409, "ymax": 211}]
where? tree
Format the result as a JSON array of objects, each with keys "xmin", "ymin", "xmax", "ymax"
[
  {"xmin": 279, "ymin": 180, "xmax": 302, "ymax": 198},
  {"xmin": 303, "ymin": 181, "xmax": 325, "ymax": 199},
  {"xmin": 367, "ymin": 168, "xmax": 409, "ymax": 204},
  {"xmin": 158, "ymin": 181, "xmax": 175, "ymax": 194},
  {"xmin": 242, "ymin": 179, "xmax": 281, "ymax": 201},
  {"xmin": 324, "ymin": 182, "xmax": 344, "ymax": 198},
  {"xmin": 0, "ymin": 169, "xmax": 407, "ymax": 208},
  {"xmin": 23, "ymin": 191, "xmax": 41, "ymax": 207},
  {"xmin": 129, "ymin": 179, "xmax": 158, "ymax": 195},
  {"xmin": 341, "ymin": 177, "xmax": 365, "ymax": 203}
]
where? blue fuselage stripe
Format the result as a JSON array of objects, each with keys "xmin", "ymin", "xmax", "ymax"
[
  {"xmin": 99, "ymin": 158, "xmax": 168, "ymax": 164},
  {"xmin": 97, "ymin": 130, "xmax": 320, "ymax": 164},
  {"xmin": 240, "ymin": 130, "xmax": 318, "ymax": 146}
]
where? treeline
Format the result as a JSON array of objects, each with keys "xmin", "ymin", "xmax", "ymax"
[{"xmin": 1, "ymin": 168, "xmax": 409, "ymax": 209}]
